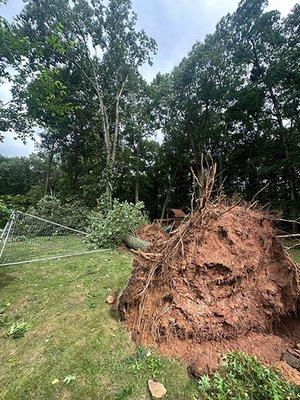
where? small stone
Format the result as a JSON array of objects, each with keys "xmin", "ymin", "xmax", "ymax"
[
  {"xmin": 106, "ymin": 291, "xmax": 117, "ymax": 304},
  {"xmin": 295, "ymin": 343, "xmax": 300, "ymax": 350},
  {"xmin": 148, "ymin": 379, "xmax": 167, "ymax": 399}
]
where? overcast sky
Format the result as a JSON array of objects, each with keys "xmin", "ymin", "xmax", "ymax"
[{"xmin": 0, "ymin": 0, "xmax": 298, "ymax": 157}]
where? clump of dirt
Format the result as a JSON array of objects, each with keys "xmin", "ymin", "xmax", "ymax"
[
  {"xmin": 136, "ymin": 223, "xmax": 167, "ymax": 244},
  {"xmin": 119, "ymin": 201, "xmax": 300, "ymax": 371}
]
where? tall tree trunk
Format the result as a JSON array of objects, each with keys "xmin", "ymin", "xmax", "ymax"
[
  {"xmin": 218, "ymin": 153, "xmax": 223, "ymax": 189},
  {"xmin": 135, "ymin": 140, "xmax": 140, "ymax": 204},
  {"xmin": 160, "ymin": 190, "xmax": 170, "ymax": 220},
  {"xmin": 106, "ymin": 176, "xmax": 113, "ymax": 208},
  {"xmin": 101, "ymin": 78, "xmax": 127, "ymax": 208},
  {"xmin": 44, "ymin": 143, "xmax": 55, "ymax": 196}
]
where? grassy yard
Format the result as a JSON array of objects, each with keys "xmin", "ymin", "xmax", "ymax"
[
  {"xmin": 0, "ymin": 240, "xmax": 299, "ymax": 400},
  {"xmin": 0, "ymin": 241, "xmax": 197, "ymax": 400},
  {"xmin": 0, "ymin": 235, "xmax": 89, "ymax": 265}
]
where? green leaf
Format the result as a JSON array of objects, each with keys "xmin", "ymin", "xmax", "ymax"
[{"xmin": 63, "ymin": 375, "xmax": 76, "ymax": 384}]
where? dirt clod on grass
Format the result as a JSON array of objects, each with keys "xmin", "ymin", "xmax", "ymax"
[{"xmin": 119, "ymin": 201, "xmax": 300, "ymax": 372}]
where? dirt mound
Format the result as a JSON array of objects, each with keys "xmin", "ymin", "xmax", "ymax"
[
  {"xmin": 119, "ymin": 203, "xmax": 300, "ymax": 369},
  {"xmin": 136, "ymin": 223, "xmax": 167, "ymax": 244}
]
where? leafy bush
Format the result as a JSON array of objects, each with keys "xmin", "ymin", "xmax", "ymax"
[
  {"xmin": 0, "ymin": 195, "xmax": 31, "ymax": 228},
  {"xmin": 87, "ymin": 199, "xmax": 148, "ymax": 248},
  {"xmin": 0, "ymin": 195, "xmax": 89, "ymax": 235},
  {"xmin": 11, "ymin": 196, "xmax": 89, "ymax": 237},
  {"xmin": 0, "ymin": 199, "xmax": 11, "ymax": 229},
  {"xmin": 198, "ymin": 352, "xmax": 299, "ymax": 400},
  {"xmin": 0, "ymin": 194, "xmax": 32, "ymax": 212},
  {"xmin": 28, "ymin": 196, "xmax": 89, "ymax": 231}
]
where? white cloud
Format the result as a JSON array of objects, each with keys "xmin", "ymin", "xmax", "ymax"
[
  {"xmin": 1, "ymin": 132, "xmax": 36, "ymax": 157},
  {"xmin": 267, "ymin": 0, "xmax": 299, "ymax": 16},
  {"xmin": 0, "ymin": 79, "xmax": 13, "ymax": 104}
]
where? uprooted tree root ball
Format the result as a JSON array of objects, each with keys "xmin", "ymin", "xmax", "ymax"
[{"xmin": 118, "ymin": 200, "xmax": 300, "ymax": 369}]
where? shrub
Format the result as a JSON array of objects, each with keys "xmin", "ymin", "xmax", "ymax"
[
  {"xmin": 87, "ymin": 199, "xmax": 148, "ymax": 248},
  {"xmin": 28, "ymin": 196, "xmax": 89, "ymax": 231},
  {"xmin": 0, "ymin": 199, "xmax": 11, "ymax": 229},
  {"xmin": 198, "ymin": 351, "xmax": 299, "ymax": 400},
  {"xmin": 0, "ymin": 195, "xmax": 90, "ymax": 235},
  {"xmin": 0, "ymin": 195, "xmax": 31, "ymax": 228},
  {"xmin": 11, "ymin": 196, "xmax": 90, "ymax": 237}
]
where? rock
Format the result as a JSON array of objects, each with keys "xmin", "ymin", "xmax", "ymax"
[
  {"xmin": 295, "ymin": 343, "xmax": 300, "ymax": 350},
  {"xmin": 282, "ymin": 348, "xmax": 300, "ymax": 370},
  {"xmin": 106, "ymin": 291, "xmax": 117, "ymax": 304},
  {"xmin": 148, "ymin": 379, "xmax": 167, "ymax": 399}
]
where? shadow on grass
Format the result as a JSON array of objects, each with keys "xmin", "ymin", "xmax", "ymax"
[
  {"xmin": 108, "ymin": 306, "xmax": 119, "ymax": 321},
  {"xmin": 0, "ymin": 268, "xmax": 16, "ymax": 290}
]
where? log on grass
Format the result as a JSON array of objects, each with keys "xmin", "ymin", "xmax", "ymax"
[{"xmin": 124, "ymin": 234, "xmax": 151, "ymax": 250}]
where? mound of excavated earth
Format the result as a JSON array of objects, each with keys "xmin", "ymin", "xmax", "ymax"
[{"xmin": 119, "ymin": 204, "xmax": 300, "ymax": 372}]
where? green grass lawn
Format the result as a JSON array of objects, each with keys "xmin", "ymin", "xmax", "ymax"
[
  {"xmin": 0, "ymin": 235, "xmax": 89, "ymax": 265},
  {"xmin": 0, "ymin": 240, "xmax": 299, "ymax": 400},
  {"xmin": 0, "ymin": 242, "xmax": 197, "ymax": 400}
]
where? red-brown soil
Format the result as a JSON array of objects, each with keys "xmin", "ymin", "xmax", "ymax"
[
  {"xmin": 135, "ymin": 223, "xmax": 167, "ymax": 244},
  {"xmin": 119, "ymin": 204, "xmax": 300, "ymax": 375}
]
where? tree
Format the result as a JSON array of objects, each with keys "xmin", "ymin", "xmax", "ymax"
[
  {"xmin": 10, "ymin": 0, "xmax": 156, "ymax": 205},
  {"xmin": 156, "ymin": 0, "xmax": 299, "ymax": 219},
  {"xmin": 122, "ymin": 76, "xmax": 158, "ymax": 203},
  {"xmin": 0, "ymin": 156, "xmax": 31, "ymax": 195}
]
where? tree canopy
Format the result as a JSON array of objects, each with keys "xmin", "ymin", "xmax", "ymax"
[{"xmin": 0, "ymin": 0, "xmax": 299, "ymax": 220}]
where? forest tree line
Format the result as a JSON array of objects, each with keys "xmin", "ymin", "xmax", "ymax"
[{"xmin": 0, "ymin": 0, "xmax": 299, "ymax": 220}]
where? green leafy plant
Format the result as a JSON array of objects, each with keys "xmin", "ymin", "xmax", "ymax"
[
  {"xmin": 87, "ymin": 199, "xmax": 148, "ymax": 248},
  {"xmin": 122, "ymin": 347, "xmax": 163, "ymax": 378},
  {"xmin": 0, "ymin": 198, "xmax": 12, "ymax": 228},
  {"xmin": 29, "ymin": 196, "xmax": 89, "ymax": 231},
  {"xmin": 198, "ymin": 352, "xmax": 299, "ymax": 399},
  {"xmin": 7, "ymin": 322, "xmax": 30, "ymax": 339},
  {"xmin": 14, "ymin": 196, "xmax": 90, "ymax": 237}
]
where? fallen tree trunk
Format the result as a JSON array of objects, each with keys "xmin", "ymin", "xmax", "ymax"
[{"xmin": 124, "ymin": 234, "xmax": 151, "ymax": 251}]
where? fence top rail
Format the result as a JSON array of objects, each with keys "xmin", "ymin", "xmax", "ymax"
[
  {"xmin": 15, "ymin": 210, "xmax": 88, "ymax": 236},
  {"xmin": 0, "ymin": 248, "xmax": 110, "ymax": 267}
]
